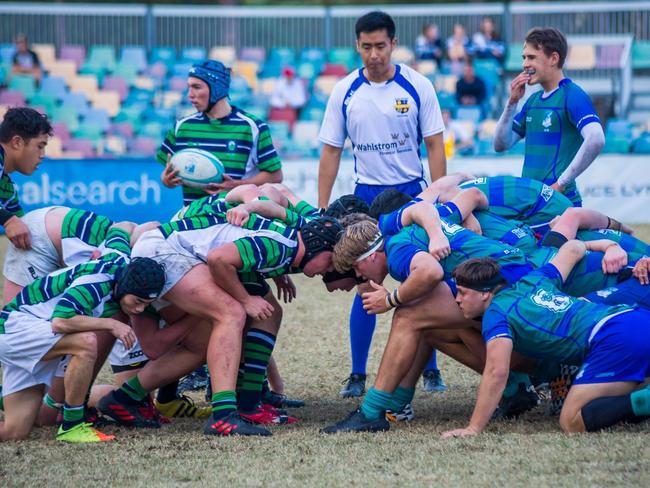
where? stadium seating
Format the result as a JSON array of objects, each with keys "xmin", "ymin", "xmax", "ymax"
[{"xmin": 1, "ymin": 38, "xmax": 646, "ymax": 160}]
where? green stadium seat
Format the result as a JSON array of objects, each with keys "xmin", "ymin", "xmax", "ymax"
[
  {"xmin": 8, "ymin": 74, "xmax": 37, "ymax": 98},
  {"xmin": 112, "ymin": 64, "xmax": 139, "ymax": 85},
  {"xmin": 87, "ymin": 45, "xmax": 117, "ymax": 71},
  {"xmin": 139, "ymin": 121, "xmax": 166, "ymax": 139},
  {"xmin": 51, "ymin": 106, "xmax": 80, "ymax": 133},
  {"xmin": 329, "ymin": 47, "xmax": 358, "ymax": 71},
  {"xmin": 602, "ymin": 137, "xmax": 630, "ymax": 154},
  {"xmin": 28, "ymin": 93, "xmax": 58, "ymax": 114},
  {"xmin": 633, "ymin": 41, "xmax": 650, "ymax": 70},
  {"xmin": 79, "ymin": 63, "xmax": 106, "ymax": 84},
  {"xmin": 114, "ymin": 107, "xmax": 142, "ymax": 127},
  {"xmin": 74, "ymin": 123, "xmax": 105, "ymax": 140},
  {"xmin": 505, "ymin": 43, "xmax": 523, "ymax": 72}
]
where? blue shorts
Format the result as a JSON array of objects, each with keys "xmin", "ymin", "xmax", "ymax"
[
  {"xmin": 584, "ymin": 278, "xmax": 650, "ymax": 311},
  {"xmin": 354, "ymin": 179, "xmax": 427, "ymax": 206},
  {"xmin": 574, "ymin": 308, "xmax": 650, "ymax": 385}
]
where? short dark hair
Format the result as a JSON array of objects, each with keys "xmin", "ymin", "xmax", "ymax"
[
  {"xmin": 368, "ymin": 189, "xmax": 413, "ymax": 219},
  {"xmin": 524, "ymin": 27, "xmax": 568, "ymax": 68},
  {"xmin": 355, "ymin": 11, "xmax": 396, "ymax": 40},
  {"xmin": 0, "ymin": 107, "xmax": 53, "ymax": 143},
  {"xmin": 452, "ymin": 257, "xmax": 507, "ymax": 292}
]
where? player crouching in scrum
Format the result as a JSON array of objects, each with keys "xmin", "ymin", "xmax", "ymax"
[
  {"xmin": 0, "ymin": 231, "xmax": 165, "ymax": 443},
  {"xmin": 442, "ymin": 239, "xmax": 650, "ymax": 438}
]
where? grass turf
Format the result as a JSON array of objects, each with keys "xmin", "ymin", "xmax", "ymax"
[{"xmin": 2, "ymin": 227, "xmax": 650, "ymax": 487}]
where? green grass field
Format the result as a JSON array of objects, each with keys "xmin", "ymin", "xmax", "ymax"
[{"xmin": 2, "ymin": 228, "xmax": 650, "ymax": 487}]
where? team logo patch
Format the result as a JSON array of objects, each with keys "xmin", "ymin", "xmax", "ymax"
[
  {"xmin": 228, "ymin": 141, "xmax": 237, "ymax": 152},
  {"xmin": 542, "ymin": 112, "xmax": 553, "ymax": 129},
  {"xmin": 531, "ymin": 289, "xmax": 572, "ymax": 312},
  {"xmin": 540, "ymin": 184, "xmax": 554, "ymax": 201},
  {"xmin": 394, "ymin": 98, "xmax": 410, "ymax": 114}
]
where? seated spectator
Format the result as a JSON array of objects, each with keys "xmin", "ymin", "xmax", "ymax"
[
  {"xmin": 11, "ymin": 34, "xmax": 42, "ymax": 84},
  {"xmin": 456, "ymin": 61, "xmax": 486, "ymax": 107},
  {"xmin": 442, "ymin": 108, "xmax": 474, "ymax": 158},
  {"xmin": 415, "ymin": 23, "xmax": 444, "ymax": 67},
  {"xmin": 270, "ymin": 66, "xmax": 307, "ymax": 112},
  {"xmin": 472, "ymin": 17, "xmax": 505, "ymax": 62},
  {"xmin": 446, "ymin": 24, "xmax": 471, "ymax": 75}
]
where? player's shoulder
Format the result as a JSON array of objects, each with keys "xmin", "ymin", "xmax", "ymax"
[
  {"xmin": 234, "ymin": 107, "xmax": 268, "ymax": 129},
  {"xmin": 331, "ymin": 69, "xmax": 366, "ymax": 95},
  {"xmin": 559, "ymin": 78, "xmax": 589, "ymax": 97},
  {"xmin": 174, "ymin": 111, "xmax": 206, "ymax": 131},
  {"xmin": 396, "ymin": 63, "xmax": 430, "ymax": 86}
]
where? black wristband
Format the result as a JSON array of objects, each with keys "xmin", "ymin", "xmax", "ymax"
[
  {"xmin": 541, "ymin": 230, "xmax": 569, "ymax": 249},
  {"xmin": 0, "ymin": 208, "xmax": 15, "ymax": 226}
]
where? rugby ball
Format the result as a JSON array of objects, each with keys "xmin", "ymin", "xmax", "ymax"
[{"xmin": 170, "ymin": 148, "xmax": 224, "ymax": 188}]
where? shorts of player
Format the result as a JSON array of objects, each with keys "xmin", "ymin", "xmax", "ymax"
[
  {"xmin": 0, "ymin": 312, "xmax": 65, "ymax": 396},
  {"xmin": 131, "ymin": 229, "xmax": 202, "ymax": 297},
  {"xmin": 108, "ymin": 338, "xmax": 149, "ymax": 373},
  {"xmin": 584, "ymin": 278, "xmax": 650, "ymax": 311},
  {"xmin": 354, "ymin": 178, "xmax": 427, "ymax": 206},
  {"xmin": 240, "ymin": 272, "xmax": 271, "ymax": 297},
  {"xmin": 573, "ymin": 308, "xmax": 650, "ymax": 385},
  {"xmin": 2, "ymin": 207, "xmax": 60, "ymax": 286}
]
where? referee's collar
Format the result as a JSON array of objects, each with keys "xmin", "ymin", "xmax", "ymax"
[{"xmin": 359, "ymin": 64, "xmax": 399, "ymax": 85}]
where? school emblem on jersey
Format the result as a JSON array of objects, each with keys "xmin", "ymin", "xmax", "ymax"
[
  {"xmin": 394, "ymin": 98, "xmax": 410, "ymax": 114},
  {"xmin": 542, "ymin": 112, "xmax": 553, "ymax": 129},
  {"xmin": 228, "ymin": 140, "xmax": 237, "ymax": 152},
  {"xmin": 531, "ymin": 289, "xmax": 572, "ymax": 313}
]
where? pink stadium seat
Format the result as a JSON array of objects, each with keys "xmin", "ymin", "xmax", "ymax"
[
  {"xmin": 269, "ymin": 107, "xmax": 298, "ymax": 131},
  {"xmin": 130, "ymin": 137, "xmax": 158, "ymax": 156},
  {"xmin": 240, "ymin": 47, "xmax": 266, "ymax": 63},
  {"xmin": 0, "ymin": 90, "xmax": 26, "ymax": 107},
  {"xmin": 597, "ymin": 44, "xmax": 625, "ymax": 69},
  {"xmin": 109, "ymin": 122, "xmax": 134, "ymax": 139},
  {"xmin": 60, "ymin": 45, "xmax": 87, "ymax": 69},
  {"xmin": 168, "ymin": 76, "xmax": 187, "ymax": 92},
  {"xmin": 321, "ymin": 63, "xmax": 349, "ymax": 77},
  {"xmin": 102, "ymin": 76, "xmax": 129, "ymax": 101},
  {"xmin": 52, "ymin": 122, "xmax": 71, "ymax": 143},
  {"xmin": 147, "ymin": 62, "xmax": 168, "ymax": 80},
  {"xmin": 64, "ymin": 138, "xmax": 96, "ymax": 158}
]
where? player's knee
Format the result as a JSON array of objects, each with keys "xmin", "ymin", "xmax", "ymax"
[
  {"xmin": 559, "ymin": 407, "xmax": 584, "ymax": 433},
  {"xmin": 1, "ymin": 421, "xmax": 33, "ymax": 441},
  {"xmin": 74, "ymin": 332, "xmax": 98, "ymax": 361},
  {"xmin": 212, "ymin": 302, "xmax": 246, "ymax": 331},
  {"xmin": 271, "ymin": 302, "xmax": 283, "ymax": 326}
]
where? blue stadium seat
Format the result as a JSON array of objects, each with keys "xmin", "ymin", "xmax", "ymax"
[
  {"xmin": 0, "ymin": 44, "xmax": 15, "ymax": 65},
  {"xmin": 456, "ymin": 106, "xmax": 483, "ymax": 124},
  {"xmin": 40, "ymin": 76, "xmax": 68, "ymax": 98},
  {"xmin": 181, "ymin": 47, "xmax": 207, "ymax": 64},
  {"xmin": 151, "ymin": 46, "xmax": 177, "ymax": 67},
  {"xmin": 84, "ymin": 108, "xmax": 111, "ymax": 131},
  {"xmin": 606, "ymin": 119, "xmax": 633, "ymax": 139},
  {"xmin": 632, "ymin": 134, "xmax": 650, "ymax": 154},
  {"xmin": 120, "ymin": 46, "xmax": 147, "ymax": 72},
  {"xmin": 60, "ymin": 92, "xmax": 90, "ymax": 117}
]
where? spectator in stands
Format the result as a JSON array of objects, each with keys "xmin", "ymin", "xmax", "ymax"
[
  {"xmin": 456, "ymin": 61, "xmax": 486, "ymax": 107},
  {"xmin": 415, "ymin": 23, "xmax": 444, "ymax": 67},
  {"xmin": 472, "ymin": 17, "xmax": 505, "ymax": 62},
  {"xmin": 447, "ymin": 23, "xmax": 471, "ymax": 75},
  {"xmin": 11, "ymin": 34, "xmax": 42, "ymax": 85},
  {"xmin": 442, "ymin": 108, "xmax": 474, "ymax": 158},
  {"xmin": 270, "ymin": 66, "xmax": 307, "ymax": 114}
]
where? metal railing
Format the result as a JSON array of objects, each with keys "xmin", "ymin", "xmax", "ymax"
[{"xmin": 1, "ymin": 1, "xmax": 649, "ymax": 52}]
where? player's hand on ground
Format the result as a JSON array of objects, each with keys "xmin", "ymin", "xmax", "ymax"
[
  {"xmin": 602, "ymin": 244, "xmax": 627, "ymax": 274},
  {"xmin": 633, "ymin": 257, "xmax": 650, "ymax": 285},
  {"xmin": 4, "ymin": 216, "xmax": 32, "ymax": 250},
  {"xmin": 462, "ymin": 213, "xmax": 482, "ymax": 236},
  {"xmin": 509, "ymin": 72, "xmax": 530, "ymax": 105},
  {"xmin": 161, "ymin": 163, "xmax": 183, "ymax": 188},
  {"xmin": 226, "ymin": 205, "xmax": 250, "ymax": 226},
  {"xmin": 361, "ymin": 280, "xmax": 391, "ymax": 314},
  {"xmin": 440, "ymin": 426, "xmax": 480, "ymax": 439},
  {"xmin": 207, "ymin": 174, "xmax": 238, "ymax": 193},
  {"xmin": 243, "ymin": 295, "xmax": 274, "ymax": 320},
  {"xmin": 429, "ymin": 230, "xmax": 451, "ymax": 260},
  {"xmin": 273, "ymin": 275, "xmax": 296, "ymax": 303},
  {"xmin": 110, "ymin": 320, "xmax": 136, "ymax": 350}
]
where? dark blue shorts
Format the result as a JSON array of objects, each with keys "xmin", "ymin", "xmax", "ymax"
[
  {"xmin": 574, "ymin": 308, "xmax": 650, "ymax": 385},
  {"xmin": 354, "ymin": 179, "xmax": 427, "ymax": 206},
  {"xmin": 585, "ymin": 278, "xmax": 650, "ymax": 311}
]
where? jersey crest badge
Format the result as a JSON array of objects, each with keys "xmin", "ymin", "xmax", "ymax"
[
  {"xmin": 542, "ymin": 112, "xmax": 553, "ymax": 129},
  {"xmin": 531, "ymin": 289, "xmax": 572, "ymax": 313},
  {"xmin": 394, "ymin": 98, "xmax": 410, "ymax": 114},
  {"xmin": 228, "ymin": 140, "xmax": 237, "ymax": 152}
]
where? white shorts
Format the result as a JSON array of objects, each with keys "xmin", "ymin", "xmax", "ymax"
[
  {"xmin": 131, "ymin": 229, "xmax": 202, "ymax": 297},
  {"xmin": 0, "ymin": 312, "xmax": 64, "ymax": 396},
  {"xmin": 108, "ymin": 338, "xmax": 148, "ymax": 371},
  {"xmin": 2, "ymin": 207, "xmax": 61, "ymax": 286}
]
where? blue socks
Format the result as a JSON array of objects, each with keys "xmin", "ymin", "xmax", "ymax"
[{"xmin": 350, "ymin": 293, "xmax": 376, "ymax": 375}]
